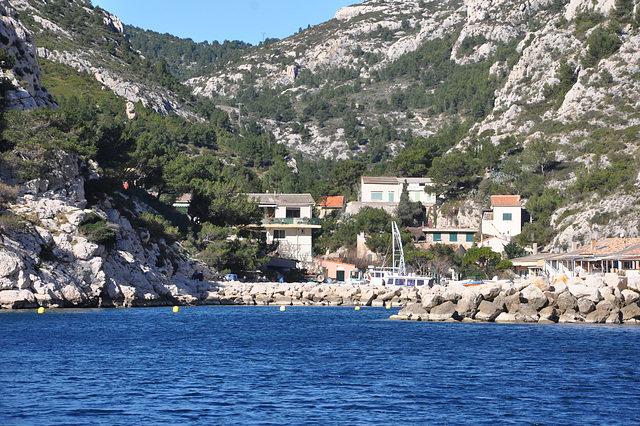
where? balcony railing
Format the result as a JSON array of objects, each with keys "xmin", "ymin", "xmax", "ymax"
[{"xmin": 262, "ymin": 217, "xmax": 321, "ymax": 225}]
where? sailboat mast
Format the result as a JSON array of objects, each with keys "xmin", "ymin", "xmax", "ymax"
[{"xmin": 392, "ymin": 221, "xmax": 406, "ymax": 276}]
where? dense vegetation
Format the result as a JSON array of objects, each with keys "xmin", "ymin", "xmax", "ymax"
[
  {"xmin": 2, "ymin": 0, "xmax": 639, "ymax": 278},
  {"xmin": 126, "ymin": 26, "xmax": 253, "ymax": 79}
]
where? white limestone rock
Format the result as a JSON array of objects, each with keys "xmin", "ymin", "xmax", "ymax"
[
  {"xmin": 0, "ymin": 251, "xmax": 21, "ymax": 278},
  {"xmin": 568, "ymin": 285, "xmax": 602, "ymax": 303},
  {"xmin": 520, "ymin": 284, "xmax": 548, "ymax": 311},
  {"xmin": 475, "ymin": 300, "xmax": 502, "ymax": 322}
]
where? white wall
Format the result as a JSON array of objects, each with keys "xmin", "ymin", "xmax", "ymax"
[{"xmin": 267, "ymin": 228, "xmax": 314, "ymax": 261}]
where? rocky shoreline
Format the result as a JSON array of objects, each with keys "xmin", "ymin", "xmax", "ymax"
[
  {"xmin": 4, "ymin": 272, "xmax": 640, "ymax": 326},
  {"xmin": 392, "ymin": 275, "xmax": 640, "ymax": 324},
  {"xmin": 209, "ymin": 274, "xmax": 640, "ymax": 325}
]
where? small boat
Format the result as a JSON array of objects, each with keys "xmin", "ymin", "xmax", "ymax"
[{"xmin": 366, "ymin": 222, "xmax": 435, "ymax": 287}]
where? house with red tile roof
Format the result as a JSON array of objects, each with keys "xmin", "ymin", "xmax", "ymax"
[
  {"xmin": 481, "ymin": 195, "xmax": 524, "ymax": 241},
  {"xmin": 317, "ymin": 196, "xmax": 345, "ymax": 218}
]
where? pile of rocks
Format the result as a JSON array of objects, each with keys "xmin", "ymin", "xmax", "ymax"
[
  {"xmin": 199, "ymin": 282, "xmax": 421, "ymax": 308},
  {"xmin": 391, "ymin": 274, "xmax": 640, "ymax": 325}
]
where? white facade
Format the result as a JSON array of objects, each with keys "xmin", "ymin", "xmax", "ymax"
[
  {"xmin": 247, "ymin": 193, "xmax": 321, "ymax": 262},
  {"xmin": 479, "ymin": 236, "xmax": 511, "ymax": 254},
  {"xmin": 360, "ymin": 177, "xmax": 436, "ymax": 205},
  {"xmin": 481, "ymin": 195, "xmax": 523, "ymax": 241}
]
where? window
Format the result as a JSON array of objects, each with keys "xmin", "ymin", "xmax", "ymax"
[
  {"xmin": 503, "ymin": 213, "xmax": 513, "ymax": 221},
  {"xmin": 274, "ymin": 230, "xmax": 285, "ymax": 239},
  {"xmin": 371, "ymin": 192, "xmax": 383, "ymax": 200},
  {"xmin": 410, "ymin": 191, "xmax": 420, "ymax": 201},
  {"xmin": 450, "ymin": 233, "xmax": 458, "ymax": 242},
  {"xmin": 433, "ymin": 233, "xmax": 441, "ymax": 242},
  {"xmin": 466, "ymin": 233, "xmax": 474, "ymax": 242},
  {"xmin": 286, "ymin": 208, "xmax": 300, "ymax": 218},
  {"xmin": 388, "ymin": 192, "xmax": 394, "ymax": 202}
]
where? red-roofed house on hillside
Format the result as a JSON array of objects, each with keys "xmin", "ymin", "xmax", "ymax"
[
  {"xmin": 318, "ymin": 196, "xmax": 345, "ymax": 218},
  {"xmin": 481, "ymin": 195, "xmax": 524, "ymax": 241}
]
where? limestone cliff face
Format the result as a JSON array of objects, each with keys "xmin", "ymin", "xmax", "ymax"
[
  {"xmin": 7, "ymin": 0, "xmax": 195, "ymax": 118},
  {"xmin": 0, "ymin": 154, "xmax": 215, "ymax": 309},
  {"xmin": 0, "ymin": 0, "xmax": 55, "ymax": 110},
  {"xmin": 185, "ymin": 0, "xmax": 640, "ymax": 162}
]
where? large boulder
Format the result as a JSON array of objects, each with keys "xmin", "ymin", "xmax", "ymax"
[
  {"xmin": 422, "ymin": 293, "xmax": 443, "ymax": 310},
  {"xmin": 538, "ymin": 306, "xmax": 558, "ymax": 323},
  {"xmin": 478, "ymin": 284, "xmax": 501, "ymax": 301},
  {"xmin": 494, "ymin": 312, "xmax": 517, "ymax": 322},
  {"xmin": 556, "ymin": 290, "xmax": 577, "ymax": 312},
  {"xmin": 606, "ymin": 311, "xmax": 622, "ymax": 324},
  {"xmin": 568, "ymin": 285, "xmax": 602, "ymax": 303},
  {"xmin": 584, "ymin": 275, "xmax": 607, "ymax": 288},
  {"xmin": 456, "ymin": 294, "xmax": 482, "ymax": 319},
  {"xmin": 397, "ymin": 303, "xmax": 429, "ymax": 321},
  {"xmin": 622, "ymin": 289, "xmax": 640, "ymax": 305},
  {"xmin": 603, "ymin": 273, "xmax": 627, "ymax": 291},
  {"xmin": 0, "ymin": 251, "xmax": 21, "ymax": 278},
  {"xmin": 577, "ymin": 298, "xmax": 596, "ymax": 315},
  {"xmin": 520, "ymin": 284, "xmax": 548, "ymax": 311},
  {"xmin": 429, "ymin": 301, "xmax": 459, "ymax": 321},
  {"xmin": 558, "ymin": 309, "xmax": 582, "ymax": 323},
  {"xmin": 505, "ymin": 292, "xmax": 521, "ymax": 313},
  {"xmin": 360, "ymin": 290, "xmax": 376, "ymax": 306},
  {"xmin": 0, "ymin": 289, "xmax": 37, "ymax": 309},
  {"xmin": 621, "ymin": 303, "xmax": 640, "ymax": 321},
  {"xmin": 380, "ymin": 289, "xmax": 400, "ymax": 301},
  {"xmin": 475, "ymin": 300, "xmax": 502, "ymax": 322},
  {"xmin": 512, "ymin": 304, "xmax": 540, "ymax": 322},
  {"xmin": 585, "ymin": 309, "xmax": 610, "ymax": 324},
  {"xmin": 628, "ymin": 277, "xmax": 640, "ymax": 292}
]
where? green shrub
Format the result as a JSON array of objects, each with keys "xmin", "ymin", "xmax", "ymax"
[
  {"xmin": 79, "ymin": 212, "xmax": 117, "ymax": 246},
  {"xmin": 135, "ymin": 211, "xmax": 180, "ymax": 244},
  {"xmin": 0, "ymin": 212, "xmax": 24, "ymax": 234},
  {"xmin": 583, "ymin": 22, "xmax": 622, "ymax": 68}
]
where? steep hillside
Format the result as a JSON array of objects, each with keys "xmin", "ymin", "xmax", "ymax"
[
  {"xmin": 0, "ymin": 0, "xmax": 55, "ymax": 110},
  {"xmin": 8, "ymin": 0, "xmax": 198, "ymax": 117},
  {"xmin": 3, "ymin": 0, "xmax": 640, "ymax": 254},
  {"xmin": 180, "ymin": 0, "xmax": 640, "ymax": 248}
]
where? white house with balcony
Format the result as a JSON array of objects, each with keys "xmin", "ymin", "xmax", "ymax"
[
  {"xmin": 346, "ymin": 176, "xmax": 436, "ymax": 215},
  {"xmin": 247, "ymin": 193, "xmax": 321, "ymax": 262},
  {"xmin": 481, "ymin": 195, "xmax": 523, "ymax": 241}
]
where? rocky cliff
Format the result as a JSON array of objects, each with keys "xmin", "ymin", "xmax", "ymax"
[
  {"xmin": 0, "ymin": 0, "xmax": 55, "ymax": 110},
  {"xmin": 0, "ymin": 153, "xmax": 217, "ymax": 309},
  {"xmin": 6, "ymin": 0, "xmax": 194, "ymax": 118}
]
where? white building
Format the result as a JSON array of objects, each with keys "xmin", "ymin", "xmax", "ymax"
[
  {"xmin": 247, "ymin": 193, "xmax": 321, "ymax": 262},
  {"xmin": 346, "ymin": 176, "xmax": 436, "ymax": 215},
  {"xmin": 481, "ymin": 195, "xmax": 523, "ymax": 241}
]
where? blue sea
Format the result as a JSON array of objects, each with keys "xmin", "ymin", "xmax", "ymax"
[{"xmin": 1, "ymin": 306, "xmax": 639, "ymax": 425}]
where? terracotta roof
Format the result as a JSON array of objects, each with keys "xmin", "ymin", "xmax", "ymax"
[
  {"xmin": 319, "ymin": 196, "xmax": 344, "ymax": 208},
  {"xmin": 491, "ymin": 195, "xmax": 521, "ymax": 207},
  {"xmin": 577, "ymin": 238, "xmax": 640, "ymax": 256},
  {"xmin": 174, "ymin": 193, "xmax": 192, "ymax": 203}
]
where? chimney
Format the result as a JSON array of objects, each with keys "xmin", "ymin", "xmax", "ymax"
[
  {"xmin": 533, "ymin": 242, "xmax": 538, "ymax": 255},
  {"xmin": 591, "ymin": 238, "xmax": 596, "ymax": 249},
  {"xmin": 571, "ymin": 241, "xmax": 578, "ymax": 251}
]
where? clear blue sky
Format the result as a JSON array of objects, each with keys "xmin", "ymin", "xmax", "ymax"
[{"xmin": 92, "ymin": 0, "xmax": 359, "ymax": 45}]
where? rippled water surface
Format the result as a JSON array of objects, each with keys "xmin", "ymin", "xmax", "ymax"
[{"xmin": 1, "ymin": 306, "xmax": 640, "ymax": 425}]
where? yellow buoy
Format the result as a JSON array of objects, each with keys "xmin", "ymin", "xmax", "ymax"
[
  {"xmin": 355, "ymin": 306, "xmax": 361, "ymax": 311},
  {"xmin": 37, "ymin": 307, "xmax": 45, "ymax": 314},
  {"xmin": 386, "ymin": 303, "xmax": 392, "ymax": 309},
  {"xmin": 173, "ymin": 306, "xmax": 179, "ymax": 313},
  {"xmin": 280, "ymin": 305, "xmax": 286, "ymax": 312}
]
